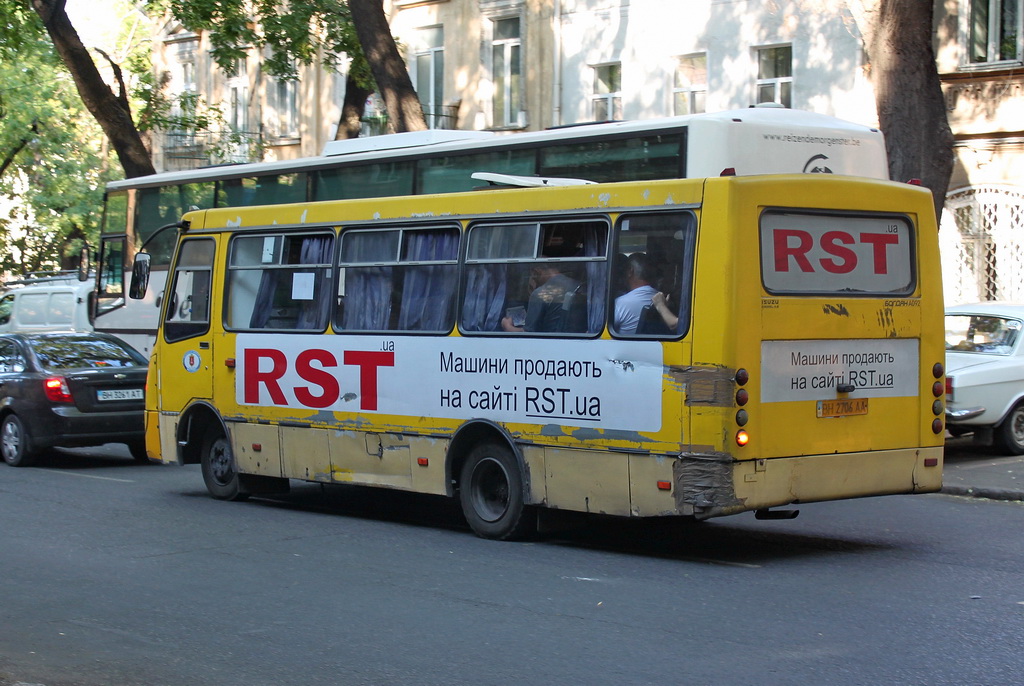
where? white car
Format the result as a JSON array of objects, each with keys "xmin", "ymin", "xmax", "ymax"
[{"xmin": 945, "ymin": 302, "xmax": 1024, "ymax": 454}]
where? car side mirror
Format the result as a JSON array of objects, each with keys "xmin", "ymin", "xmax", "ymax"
[{"xmin": 128, "ymin": 252, "xmax": 151, "ymax": 300}]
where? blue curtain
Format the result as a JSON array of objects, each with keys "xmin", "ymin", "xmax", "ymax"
[
  {"xmin": 295, "ymin": 235, "xmax": 334, "ymax": 329},
  {"xmin": 461, "ymin": 264, "xmax": 508, "ymax": 332},
  {"xmin": 248, "ymin": 269, "xmax": 280, "ymax": 328},
  {"xmin": 582, "ymin": 224, "xmax": 608, "ymax": 333},
  {"xmin": 398, "ymin": 230, "xmax": 459, "ymax": 331},
  {"xmin": 340, "ymin": 232, "xmax": 395, "ymax": 330}
]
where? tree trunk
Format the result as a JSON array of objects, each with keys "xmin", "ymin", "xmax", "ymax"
[
  {"xmin": 347, "ymin": 0, "xmax": 427, "ymax": 134},
  {"xmin": 860, "ymin": 0, "xmax": 954, "ymax": 220},
  {"xmin": 337, "ymin": 74, "xmax": 372, "ymax": 140},
  {"xmin": 30, "ymin": 0, "xmax": 155, "ymax": 178}
]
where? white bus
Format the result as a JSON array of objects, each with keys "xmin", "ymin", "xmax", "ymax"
[{"xmin": 96, "ymin": 106, "xmax": 887, "ymax": 356}]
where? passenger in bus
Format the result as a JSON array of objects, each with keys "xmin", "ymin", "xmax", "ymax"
[
  {"xmin": 650, "ymin": 291, "xmax": 679, "ymax": 330},
  {"xmin": 613, "ymin": 253, "xmax": 659, "ymax": 334},
  {"xmin": 501, "ymin": 264, "xmax": 580, "ymax": 333}
]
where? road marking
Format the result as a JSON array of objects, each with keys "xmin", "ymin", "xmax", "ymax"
[{"xmin": 40, "ymin": 469, "xmax": 135, "ymax": 483}]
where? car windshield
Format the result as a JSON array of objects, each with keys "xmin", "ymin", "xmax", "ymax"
[
  {"xmin": 945, "ymin": 314, "xmax": 1023, "ymax": 355},
  {"xmin": 30, "ymin": 336, "xmax": 146, "ymax": 371}
]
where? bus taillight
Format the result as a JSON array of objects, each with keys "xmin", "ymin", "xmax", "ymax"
[{"xmin": 735, "ymin": 368, "xmax": 750, "ymax": 446}]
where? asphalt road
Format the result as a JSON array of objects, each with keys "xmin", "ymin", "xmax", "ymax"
[{"xmin": 0, "ymin": 444, "xmax": 1022, "ymax": 686}]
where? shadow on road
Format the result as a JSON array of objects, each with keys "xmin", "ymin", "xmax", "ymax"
[
  {"xmin": 30, "ymin": 445, "xmax": 145, "ymax": 470},
  {"xmin": 241, "ymin": 480, "xmax": 892, "ymax": 567}
]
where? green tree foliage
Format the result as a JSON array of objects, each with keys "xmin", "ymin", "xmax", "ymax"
[
  {"xmin": 0, "ymin": 30, "xmax": 119, "ymax": 276},
  {"xmin": 152, "ymin": 0, "xmax": 416, "ymax": 135}
]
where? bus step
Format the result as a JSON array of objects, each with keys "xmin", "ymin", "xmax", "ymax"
[{"xmin": 754, "ymin": 508, "xmax": 800, "ymax": 520}]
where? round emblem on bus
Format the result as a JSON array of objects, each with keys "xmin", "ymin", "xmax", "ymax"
[{"xmin": 183, "ymin": 350, "xmax": 202, "ymax": 373}]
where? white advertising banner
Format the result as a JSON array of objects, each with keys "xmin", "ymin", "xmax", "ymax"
[
  {"xmin": 761, "ymin": 338, "xmax": 919, "ymax": 403},
  {"xmin": 235, "ymin": 334, "xmax": 665, "ymax": 432}
]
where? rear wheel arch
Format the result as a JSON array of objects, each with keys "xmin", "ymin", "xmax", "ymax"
[{"xmin": 448, "ymin": 421, "xmax": 537, "ymax": 540}]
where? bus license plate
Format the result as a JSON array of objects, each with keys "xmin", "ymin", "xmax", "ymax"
[
  {"xmin": 816, "ymin": 398, "xmax": 868, "ymax": 418},
  {"xmin": 97, "ymin": 388, "xmax": 144, "ymax": 401}
]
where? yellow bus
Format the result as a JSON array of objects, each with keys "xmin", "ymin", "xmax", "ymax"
[{"xmin": 136, "ymin": 172, "xmax": 945, "ymax": 539}]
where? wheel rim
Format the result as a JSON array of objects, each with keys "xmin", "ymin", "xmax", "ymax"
[
  {"xmin": 469, "ymin": 456, "xmax": 512, "ymax": 523},
  {"xmin": 1012, "ymin": 409, "xmax": 1024, "ymax": 446},
  {"xmin": 209, "ymin": 438, "xmax": 234, "ymax": 486},
  {"xmin": 2, "ymin": 419, "xmax": 19, "ymax": 462}
]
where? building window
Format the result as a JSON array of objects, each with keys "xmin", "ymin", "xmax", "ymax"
[
  {"xmin": 272, "ymin": 76, "xmax": 299, "ymax": 139},
  {"xmin": 491, "ymin": 17, "xmax": 522, "ymax": 128},
  {"xmin": 165, "ymin": 38, "xmax": 198, "ymax": 150},
  {"xmin": 592, "ymin": 63, "xmax": 622, "ymax": 121},
  {"xmin": 673, "ymin": 54, "xmax": 707, "ymax": 116},
  {"xmin": 411, "ymin": 26, "xmax": 446, "ymax": 129},
  {"xmin": 226, "ymin": 57, "xmax": 249, "ymax": 132},
  {"xmin": 756, "ymin": 45, "xmax": 792, "ymax": 107},
  {"xmin": 967, "ymin": 0, "xmax": 1021, "ymax": 64}
]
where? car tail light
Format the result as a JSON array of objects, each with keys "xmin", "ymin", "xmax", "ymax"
[
  {"xmin": 945, "ymin": 376, "xmax": 953, "ymax": 400},
  {"xmin": 44, "ymin": 376, "xmax": 73, "ymax": 403}
]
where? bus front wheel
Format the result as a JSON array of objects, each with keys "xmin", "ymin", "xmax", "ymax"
[
  {"xmin": 459, "ymin": 442, "xmax": 535, "ymax": 540},
  {"xmin": 201, "ymin": 429, "xmax": 248, "ymax": 501}
]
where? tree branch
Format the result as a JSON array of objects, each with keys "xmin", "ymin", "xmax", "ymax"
[{"xmin": 0, "ymin": 121, "xmax": 39, "ymax": 178}]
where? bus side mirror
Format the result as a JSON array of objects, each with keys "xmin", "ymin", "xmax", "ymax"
[{"xmin": 128, "ymin": 253, "xmax": 151, "ymax": 300}]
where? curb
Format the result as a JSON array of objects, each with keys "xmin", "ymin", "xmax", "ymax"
[{"xmin": 941, "ymin": 485, "xmax": 1024, "ymax": 502}]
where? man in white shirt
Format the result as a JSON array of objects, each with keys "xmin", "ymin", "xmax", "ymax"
[{"xmin": 613, "ymin": 253, "xmax": 658, "ymax": 334}]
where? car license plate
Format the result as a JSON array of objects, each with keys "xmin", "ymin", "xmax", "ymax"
[
  {"xmin": 97, "ymin": 388, "xmax": 144, "ymax": 401},
  {"xmin": 816, "ymin": 398, "xmax": 868, "ymax": 418}
]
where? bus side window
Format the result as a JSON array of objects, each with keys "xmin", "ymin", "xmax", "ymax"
[
  {"xmin": 611, "ymin": 212, "xmax": 697, "ymax": 338},
  {"xmin": 336, "ymin": 226, "xmax": 459, "ymax": 333},
  {"xmin": 461, "ymin": 218, "xmax": 607, "ymax": 336},
  {"xmin": 225, "ymin": 232, "xmax": 334, "ymax": 332}
]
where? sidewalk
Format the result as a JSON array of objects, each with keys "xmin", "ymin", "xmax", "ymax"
[{"xmin": 942, "ymin": 436, "xmax": 1024, "ymax": 502}]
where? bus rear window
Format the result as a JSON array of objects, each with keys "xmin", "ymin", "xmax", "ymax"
[{"xmin": 759, "ymin": 210, "xmax": 915, "ymax": 296}]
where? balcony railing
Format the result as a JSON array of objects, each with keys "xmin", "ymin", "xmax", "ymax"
[
  {"xmin": 160, "ymin": 130, "xmax": 264, "ymax": 171},
  {"xmin": 359, "ymin": 104, "xmax": 459, "ymax": 137}
]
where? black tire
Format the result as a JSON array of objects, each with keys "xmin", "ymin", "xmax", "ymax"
[
  {"xmin": 200, "ymin": 429, "xmax": 248, "ymax": 501},
  {"xmin": 128, "ymin": 441, "xmax": 150, "ymax": 463},
  {"xmin": 459, "ymin": 442, "xmax": 535, "ymax": 540},
  {"xmin": 994, "ymin": 403, "xmax": 1024, "ymax": 455},
  {"xmin": 1, "ymin": 414, "xmax": 35, "ymax": 467}
]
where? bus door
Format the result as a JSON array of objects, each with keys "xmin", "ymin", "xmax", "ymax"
[
  {"xmin": 157, "ymin": 237, "xmax": 217, "ymax": 418},
  {"xmin": 755, "ymin": 204, "xmax": 934, "ymax": 458}
]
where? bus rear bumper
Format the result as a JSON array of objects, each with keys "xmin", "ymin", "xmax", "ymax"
[{"xmin": 681, "ymin": 446, "xmax": 944, "ymax": 520}]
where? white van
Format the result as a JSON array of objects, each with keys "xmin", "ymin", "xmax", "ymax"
[{"xmin": 0, "ymin": 279, "xmax": 94, "ymax": 333}]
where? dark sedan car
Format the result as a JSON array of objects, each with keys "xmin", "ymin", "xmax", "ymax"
[{"xmin": 0, "ymin": 332, "xmax": 149, "ymax": 466}]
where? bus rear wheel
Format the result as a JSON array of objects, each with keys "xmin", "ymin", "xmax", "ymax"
[
  {"xmin": 201, "ymin": 429, "xmax": 248, "ymax": 501},
  {"xmin": 459, "ymin": 442, "xmax": 535, "ymax": 540}
]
